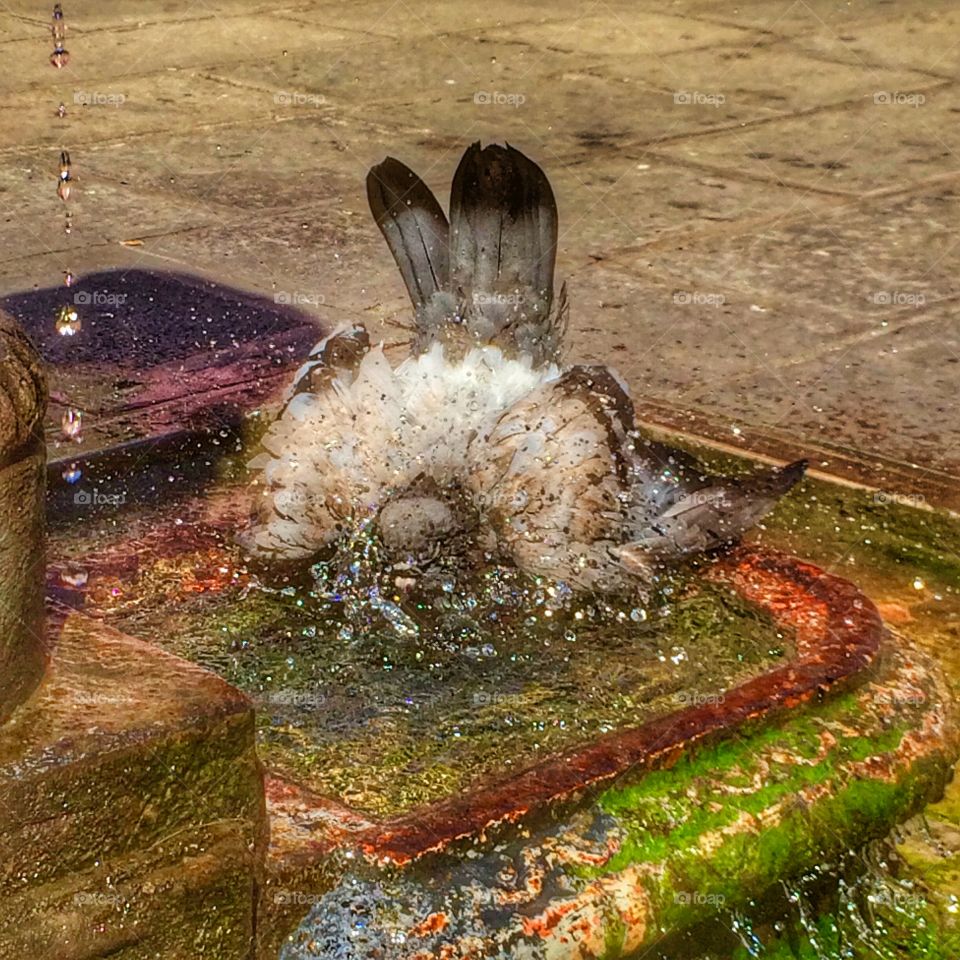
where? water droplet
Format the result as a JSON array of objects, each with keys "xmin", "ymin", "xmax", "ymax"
[
  {"xmin": 57, "ymin": 179, "xmax": 72, "ymax": 201},
  {"xmin": 50, "ymin": 47, "xmax": 69, "ymax": 68},
  {"xmin": 629, "ymin": 607, "xmax": 647, "ymax": 622},
  {"xmin": 60, "ymin": 407, "xmax": 82, "ymax": 441},
  {"xmin": 56, "ymin": 102, "xmax": 66, "ymax": 118},
  {"xmin": 55, "ymin": 304, "xmax": 81, "ymax": 336},
  {"xmin": 64, "ymin": 271, "xmax": 75, "ymax": 286},
  {"xmin": 62, "ymin": 462, "xmax": 81, "ymax": 483}
]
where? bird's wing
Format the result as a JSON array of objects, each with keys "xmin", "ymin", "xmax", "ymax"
[
  {"xmin": 469, "ymin": 366, "xmax": 630, "ymax": 591},
  {"xmin": 242, "ymin": 325, "xmax": 381, "ymax": 561},
  {"xmin": 620, "ymin": 458, "xmax": 807, "ymax": 570},
  {"xmin": 367, "ymin": 157, "xmax": 449, "ymax": 312}
]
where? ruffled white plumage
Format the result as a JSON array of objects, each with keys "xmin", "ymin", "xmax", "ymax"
[{"xmin": 245, "ymin": 335, "xmax": 560, "ymax": 560}]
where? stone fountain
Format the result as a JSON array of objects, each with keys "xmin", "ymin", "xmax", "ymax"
[
  {"xmin": 0, "ymin": 276, "xmax": 954, "ymax": 959},
  {"xmin": 0, "ymin": 237, "xmax": 956, "ymax": 959},
  {"xmin": 0, "ymin": 308, "xmax": 264, "ymax": 958}
]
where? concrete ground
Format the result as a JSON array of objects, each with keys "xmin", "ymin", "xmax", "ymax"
[{"xmin": 0, "ymin": 0, "xmax": 957, "ymax": 504}]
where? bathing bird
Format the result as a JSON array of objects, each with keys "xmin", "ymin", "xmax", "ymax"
[{"xmin": 243, "ymin": 142, "xmax": 806, "ymax": 593}]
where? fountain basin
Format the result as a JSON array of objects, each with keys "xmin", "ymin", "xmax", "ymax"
[
  {"xmin": 1, "ymin": 272, "xmax": 955, "ymax": 958},
  {"xmin": 45, "ymin": 497, "xmax": 957, "ymax": 957},
  {"xmin": 270, "ymin": 549, "xmax": 957, "ymax": 958}
]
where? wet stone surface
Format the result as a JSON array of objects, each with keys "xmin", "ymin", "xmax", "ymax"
[{"xmin": 47, "ymin": 484, "xmax": 793, "ymax": 820}]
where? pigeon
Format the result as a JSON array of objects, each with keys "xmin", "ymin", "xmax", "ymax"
[{"xmin": 242, "ymin": 142, "xmax": 806, "ymax": 592}]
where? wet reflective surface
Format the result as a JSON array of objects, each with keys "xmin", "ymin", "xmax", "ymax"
[{"xmin": 20, "ymin": 271, "xmax": 959, "ymax": 957}]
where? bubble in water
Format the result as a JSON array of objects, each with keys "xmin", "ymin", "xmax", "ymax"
[
  {"xmin": 55, "ymin": 304, "xmax": 81, "ymax": 335},
  {"xmin": 60, "ymin": 407, "xmax": 82, "ymax": 441},
  {"xmin": 62, "ymin": 462, "xmax": 81, "ymax": 483}
]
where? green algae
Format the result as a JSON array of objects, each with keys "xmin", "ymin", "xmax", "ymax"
[{"xmin": 103, "ymin": 565, "xmax": 790, "ymax": 818}]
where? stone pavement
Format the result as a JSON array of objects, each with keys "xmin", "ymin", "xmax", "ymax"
[{"xmin": 0, "ymin": 0, "xmax": 957, "ymax": 504}]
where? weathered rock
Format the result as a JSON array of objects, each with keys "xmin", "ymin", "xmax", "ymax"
[
  {"xmin": 0, "ymin": 611, "xmax": 266, "ymax": 959},
  {"xmin": 0, "ymin": 309, "xmax": 46, "ymax": 723}
]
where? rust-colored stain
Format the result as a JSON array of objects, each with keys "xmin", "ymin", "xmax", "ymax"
[
  {"xmin": 411, "ymin": 913, "xmax": 450, "ymax": 937},
  {"xmin": 355, "ymin": 545, "xmax": 883, "ymax": 866}
]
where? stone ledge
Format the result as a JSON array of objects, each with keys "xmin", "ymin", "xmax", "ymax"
[{"xmin": 0, "ymin": 610, "xmax": 266, "ymax": 959}]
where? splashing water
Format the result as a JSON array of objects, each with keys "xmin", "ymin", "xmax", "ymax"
[
  {"xmin": 55, "ymin": 304, "xmax": 80, "ymax": 336},
  {"xmin": 60, "ymin": 407, "xmax": 82, "ymax": 441}
]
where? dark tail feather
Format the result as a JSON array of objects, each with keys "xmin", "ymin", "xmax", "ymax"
[
  {"xmin": 449, "ymin": 142, "xmax": 559, "ymax": 355},
  {"xmin": 622, "ymin": 458, "xmax": 808, "ymax": 564},
  {"xmin": 367, "ymin": 157, "xmax": 449, "ymax": 310}
]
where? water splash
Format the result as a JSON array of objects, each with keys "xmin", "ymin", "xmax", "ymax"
[
  {"xmin": 55, "ymin": 304, "xmax": 81, "ymax": 336},
  {"xmin": 60, "ymin": 407, "xmax": 82, "ymax": 441}
]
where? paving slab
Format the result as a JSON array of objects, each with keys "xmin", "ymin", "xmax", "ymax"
[
  {"xmin": 215, "ymin": 31, "xmax": 777, "ymax": 154},
  {"xmin": 482, "ymin": 9, "xmax": 760, "ymax": 58},
  {"xmin": 685, "ymin": 310, "xmax": 960, "ymax": 478},
  {"xmin": 559, "ymin": 261, "xmax": 874, "ymax": 400},
  {"xmin": 0, "ymin": 15, "xmax": 366, "ymax": 95},
  {"xmin": 650, "ymin": 84, "xmax": 960, "ymax": 196},
  {"xmin": 586, "ymin": 37, "xmax": 936, "ymax": 122},
  {"xmin": 279, "ymin": 0, "xmax": 589, "ymax": 41},
  {"xmin": 547, "ymin": 150, "xmax": 833, "ymax": 260},
  {"xmin": 603, "ymin": 184, "xmax": 960, "ymax": 326},
  {"xmin": 0, "ymin": 150, "xmax": 218, "ymax": 266},
  {"xmin": 681, "ymin": 0, "xmax": 960, "ymax": 39},
  {"xmin": 0, "ymin": 71, "xmax": 287, "ymax": 153},
  {"xmin": 790, "ymin": 5, "xmax": 960, "ymax": 77}
]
